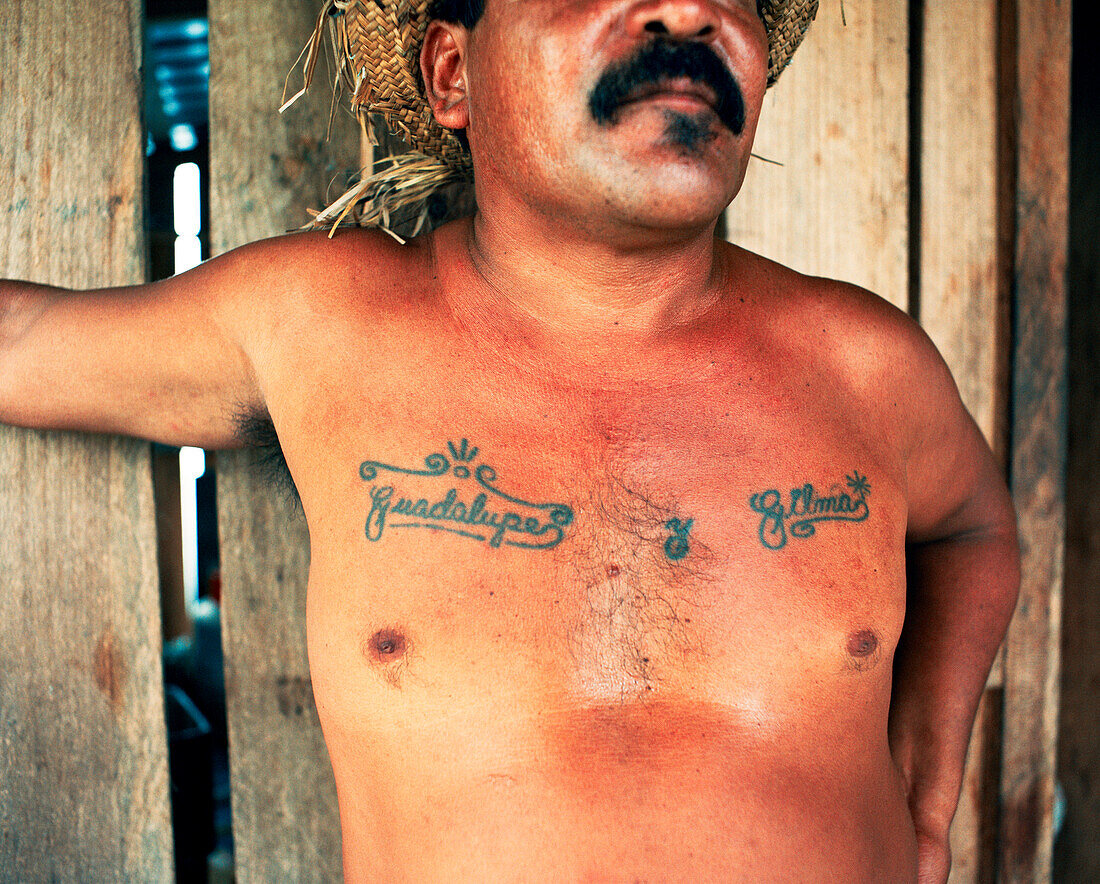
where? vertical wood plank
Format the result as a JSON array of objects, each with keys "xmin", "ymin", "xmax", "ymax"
[
  {"xmin": 917, "ymin": 0, "xmax": 1002, "ymax": 453},
  {"xmin": 213, "ymin": 467, "xmax": 343, "ymax": 882},
  {"xmin": 726, "ymin": 0, "xmax": 910, "ymax": 307},
  {"xmin": 208, "ymin": 2, "xmax": 359, "ymax": 880},
  {"xmin": 915, "ymin": 3, "xmax": 1006, "ymax": 879},
  {"xmin": 1054, "ymin": 3, "xmax": 1100, "ymax": 877},
  {"xmin": 999, "ymin": 0, "xmax": 1071, "ymax": 880},
  {"xmin": 0, "ymin": 1, "xmax": 174, "ymax": 880},
  {"xmin": 209, "ymin": 1, "xmax": 362, "ymax": 252}
]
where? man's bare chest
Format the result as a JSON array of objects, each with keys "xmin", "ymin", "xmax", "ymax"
[{"xmin": 271, "ymin": 337, "xmax": 909, "ymax": 711}]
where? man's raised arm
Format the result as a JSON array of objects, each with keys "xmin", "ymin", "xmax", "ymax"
[
  {"xmin": 888, "ymin": 325, "xmax": 1020, "ymax": 884},
  {"xmin": 0, "ymin": 236, "xmax": 303, "ymax": 450}
]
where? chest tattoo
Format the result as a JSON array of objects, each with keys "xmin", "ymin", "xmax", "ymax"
[
  {"xmin": 663, "ymin": 517, "xmax": 694, "ymax": 561},
  {"xmin": 360, "ymin": 439, "xmax": 574, "ymax": 550},
  {"xmin": 748, "ymin": 471, "xmax": 871, "ymax": 550}
]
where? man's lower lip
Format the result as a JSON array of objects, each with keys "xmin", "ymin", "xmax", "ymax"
[{"xmin": 620, "ymin": 93, "xmax": 714, "ymax": 112}]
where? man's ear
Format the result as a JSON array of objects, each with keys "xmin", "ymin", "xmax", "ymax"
[{"xmin": 421, "ymin": 21, "xmax": 471, "ymax": 131}]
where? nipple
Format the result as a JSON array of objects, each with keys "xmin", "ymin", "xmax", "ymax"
[
  {"xmin": 846, "ymin": 629, "xmax": 880, "ymax": 665},
  {"xmin": 365, "ymin": 628, "xmax": 408, "ymax": 664}
]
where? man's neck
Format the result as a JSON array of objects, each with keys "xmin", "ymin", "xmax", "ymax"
[{"xmin": 438, "ymin": 201, "xmax": 727, "ymax": 368}]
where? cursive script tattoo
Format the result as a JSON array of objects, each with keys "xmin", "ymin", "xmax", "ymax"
[
  {"xmin": 749, "ymin": 471, "xmax": 871, "ymax": 550},
  {"xmin": 664, "ymin": 518, "xmax": 693, "ymax": 561},
  {"xmin": 360, "ymin": 439, "xmax": 574, "ymax": 550}
]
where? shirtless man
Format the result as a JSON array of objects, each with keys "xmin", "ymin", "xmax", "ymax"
[{"xmin": 0, "ymin": 0, "xmax": 1019, "ymax": 880}]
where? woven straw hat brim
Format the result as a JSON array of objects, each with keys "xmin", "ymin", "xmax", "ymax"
[
  {"xmin": 760, "ymin": 1, "xmax": 820, "ymax": 84},
  {"xmin": 284, "ymin": 0, "xmax": 819, "ymax": 234}
]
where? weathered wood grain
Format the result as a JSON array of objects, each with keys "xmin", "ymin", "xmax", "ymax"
[
  {"xmin": 208, "ymin": 1, "xmax": 359, "ymax": 879},
  {"xmin": 917, "ymin": 0, "xmax": 1003, "ymax": 456},
  {"xmin": 726, "ymin": 0, "xmax": 909, "ymax": 307},
  {"xmin": 209, "ymin": 0, "xmax": 362, "ymax": 251},
  {"xmin": 0, "ymin": 1, "xmax": 173, "ymax": 880},
  {"xmin": 999, "ymin": 0, "xmax": 1071, "ymax": 881},
  {"xmin": 1054, "ymin": 3, "xmax": 1100, "ymax": 877},
  {"xmin": 914, "ymin": 4, "xmax": 1007, "ymax": 880},
  {"xmin": 213, "ymin": 461, "xmax": 342, "ymax": 882}
]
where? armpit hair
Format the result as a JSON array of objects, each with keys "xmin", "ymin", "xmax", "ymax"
[{"xmin": 232, "ymin": 407, "xmax": 300, "ymax": 509}]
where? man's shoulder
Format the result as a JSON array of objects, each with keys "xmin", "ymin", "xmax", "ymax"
[
  {"xmin": 718, "ymin": 241, "xmax": 907, "ymax": 332},
  {"xmin": 718, "ymin": 241, "xmax": 958, "ymax": 416},
  {"xmin": 213, "ymin": 226, "xmax": 435, "ymax": 321},
  {"xmin": 727, "ymin": 243, "xmax": 934, "ymax": 358},
  {"xmin": 228, "ymin": 225, "xmax": 429, "ymax": 285}
]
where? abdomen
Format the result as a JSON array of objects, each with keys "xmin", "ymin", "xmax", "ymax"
[{"xmin": 329, "ymin": 695, "xmax": 918, "ymax": 883}]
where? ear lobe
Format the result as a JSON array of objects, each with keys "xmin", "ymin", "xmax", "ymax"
[{"xmin": 421, "ymin": 21, "xmax": 471, "ymax": 131}]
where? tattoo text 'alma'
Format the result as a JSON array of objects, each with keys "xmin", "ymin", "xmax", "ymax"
[{"xmin": 749, "ymin": 471, "xmax": 871, "ymax": 550}]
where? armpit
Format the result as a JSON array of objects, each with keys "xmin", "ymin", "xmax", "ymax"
[{"xmin": 232, "ymin": 407, "xmax": 300, "ymax": 507}]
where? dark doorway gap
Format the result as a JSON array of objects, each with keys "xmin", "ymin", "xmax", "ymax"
[{"xmin": 144, "ymin": 1, "xmax": 231, "ymax": 881}]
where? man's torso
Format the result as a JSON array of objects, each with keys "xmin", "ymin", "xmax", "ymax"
[{"xmin": 255, "ymin": 228, "xmax": 919, "ymax": 882}]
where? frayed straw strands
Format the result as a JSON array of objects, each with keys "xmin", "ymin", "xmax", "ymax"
[
  {"xmin": 282, "ymin": 0, "xmax": 819, "ymax": 238},
  {"xmin": 305, "ymin": 152, "xmax": 468, "ymax": 242}
]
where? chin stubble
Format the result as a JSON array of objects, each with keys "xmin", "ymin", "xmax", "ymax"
[{"xmin": 661, "ymin": 109, "xmax": 720, "ymax": 154}]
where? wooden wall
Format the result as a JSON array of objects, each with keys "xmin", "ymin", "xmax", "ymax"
[
  {"xmin": 999, "ymin": 2, "xmax": 1071, "ymax": 879},
  {"xmin": 0, "ymin": 0, "xmax": 1073, "ymax": 881},
  {"xmin": 207, "ymin": 2, "xmax": 360, "ymax": 881},
  {"xmin": 0, "ymin": 1, "xmax": 174, "ymax": 880},
  {"xmin": 1055, "ymin": 2, "xmax": 1100, "ymax": 879}
]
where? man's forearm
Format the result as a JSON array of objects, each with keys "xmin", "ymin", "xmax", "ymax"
[
  {"xmin": 0, "ymin": 280, "xmax": 57, "ymax": 423},
  {"xmin": 0, "ymin": 280, "xmax": 56, "ymax": 349},
  {"xmin": 889, "ymin": 527, "xmax": 1020, "ymax": 835}
]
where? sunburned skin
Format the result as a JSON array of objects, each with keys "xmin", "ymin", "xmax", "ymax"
[
  {"xmin": 242, "ymin": 269, "xmax": 915, "ymax": 873},
  {"xmin": 294, "ymin": 295, "xmax": 919, "ymax": 878},
  {"xmin": 248, "ymin": 185, "xmax": 974, "ymax": 880},
  {"xmin": 348, "ymin": 442, "xmax": 886, "ymax": 698},
  {"xmin": 225, "ymin": 246, "xmax": 921, "ymax": 881},
  {"xmin": 0, "ymin": 1, "xmax": 1019, "ymax": 880},
  {"xmin": 750, "ymin": 471, "xmax": 873, "ymax": 550}
]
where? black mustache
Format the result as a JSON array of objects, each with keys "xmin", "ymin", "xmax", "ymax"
[{"xmin": 588, "ymin": 39, "xmax": 746, "ymax": 135}]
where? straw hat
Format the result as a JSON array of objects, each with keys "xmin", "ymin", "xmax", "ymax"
[{"xmin": 284, "ymin": 0, "xmax": 820, "ymax": 236}]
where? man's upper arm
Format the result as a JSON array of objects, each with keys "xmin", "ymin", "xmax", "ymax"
[
  {"xmin": 897, "ymin": 321, "xmax": 1015, "ymax": 546},
  {"xmin": 0, "ymin": 236, "xmax": 296, "ymax": 449}
]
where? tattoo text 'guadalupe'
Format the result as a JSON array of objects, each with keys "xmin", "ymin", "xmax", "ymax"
[
  {"xmin": 749, "ymin": 471, "xmax": 871, "ymax": 550},
  {"xmin": 360, "ymin": 439, "xmax": 574, "ymax": 550}
]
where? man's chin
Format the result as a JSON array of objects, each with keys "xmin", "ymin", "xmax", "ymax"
[
  {"xmin": 589, "ymin": 123, "xmax": 747, "ymax": 195},
  {"xmin": 559, "ymin": 152, "xmax": 738, "ymax": 234},
  {"xmin": 607, "ymin": 149, "xmax": 741, "ymax": 224},
  {"xmin": 659, "ymin": 110, "xmax": 723, "ymax": 155},
  {"xmin": 606, "ymin": 184, "xmax": 734, "ymax": 236},
  {"xmin": 602, "ymin": 102, "xmax": 736, "ymax": 152}
]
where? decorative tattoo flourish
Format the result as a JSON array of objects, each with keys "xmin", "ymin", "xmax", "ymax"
[
  {"xmin": 749, "ymin": 471, "xmax": 871, "ymax": 551},
  {"xmin": 664, "ymin": 518, "xmax": 693, "ymax": 561},
  {"xmin": 360, "ymin": 439, "xmax": 574, "ymax": 550}
]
